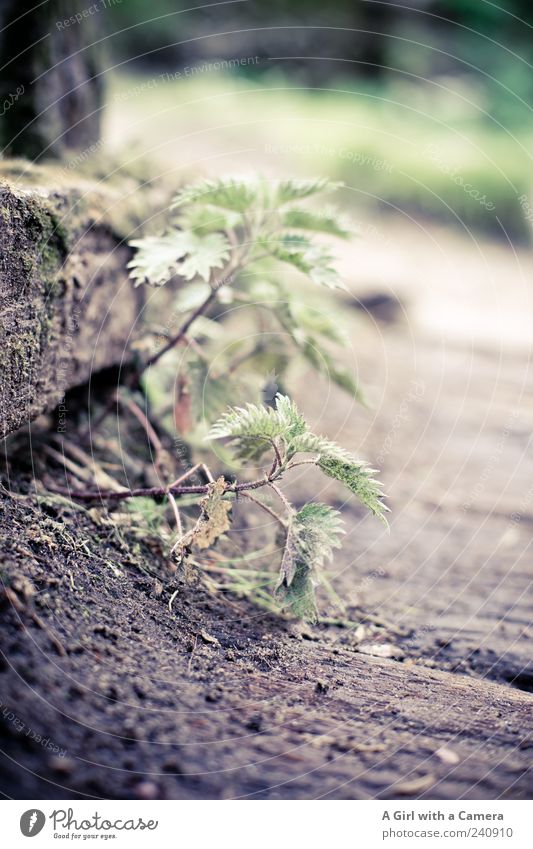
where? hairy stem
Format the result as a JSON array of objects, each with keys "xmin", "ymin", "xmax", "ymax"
[
  {"xmin": 238, "ymin": 491, "xmax": 287, "ymax": 527},
  {"xmin": 267, "ymin": 481, "xmax": 294, "ymax": 517},
  {"xmin": 117, "ymin": 391, "xmax": 162, "ymax": 455},
  {"xmin": 167, "ymin": 491, "xmax": 183, "ymax": 538},
  {"xmin": 141, "ymin": 238, "xmax": 253, "ymax": 375},
  {"xmin": 287, "ymin": 458, "xmax": 319, "ymax": 469},
  {"xmin": 142, "ymin": 286, "xmax": 219, "ymax": 373},
  {"xmin": 49, "ymin": 467, "xmax": 284, "ymax": 503},
  {"xmin": 267, "ymin": 439, "xmax": 284, "ymax": 478}
]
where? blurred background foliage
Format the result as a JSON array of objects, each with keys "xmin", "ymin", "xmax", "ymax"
[
  {"xmin": 2, "ymin": 0, "xmax": 532, "ymax": 240},
  {"xmin": 105, "ymin": 0, "xmax": 533, "ymax": 128},
  {"xmin": 97, "ymin": 0, "xmax": 533, "ymax": 240}
]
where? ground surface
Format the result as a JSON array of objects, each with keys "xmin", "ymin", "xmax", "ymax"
[
  {"xmin": 0, "ymin": 209, "xmax": 532, "ymax": 799},
  {"xmin": 0, "ymin": 483, "xmax": 531, "ymax": 801}
]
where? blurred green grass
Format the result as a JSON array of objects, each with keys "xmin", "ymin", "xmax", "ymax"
[{"xmin": 105, "ymin": 71, "xmax": 533, "ymax": 241}]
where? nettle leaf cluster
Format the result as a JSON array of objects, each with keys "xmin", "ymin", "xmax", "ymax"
[
  {"xmin": 208, "ymin": 394, "xmax": 388, "ymax": 621},
  {"xmin": 61, "ymin": 176, "xmax": 387, "ymax": 622},
  {"xmin": 128, "ymin": 175, "xmax": 363, "ymax": 418}
]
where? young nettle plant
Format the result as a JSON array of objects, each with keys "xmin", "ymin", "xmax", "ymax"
[
  {"xmin": 128, "ymin": 175, "xmax": 363, "ymax": 424},
  {"xmin": 206, "ymin": 394, "xmax": 388, "ymax": 621},
  {"xmin": 60, "ymin": 394, "xmax": 387, "ymax": 621},
  {"xmin": 55, "ymin": 176, "xmax": 388, "ymax": 621}
]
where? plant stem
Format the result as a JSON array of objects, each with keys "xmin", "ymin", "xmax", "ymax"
[
  {"xmin": 288, "ymin": 458, "xmax": 319, "ymax": 469},
  {"xmin": 270, "ymin": 439, "xmax": 284, "ymax": 470},
  {"xmin": 167, "ymin": 491, "xmax": 183, "ymax": 538},
  {"xmin": 117, "ymin": 391, "xmax": 162, "ymax": 455},
  {"xmin": 49, "ymin": 467, "xmax": 284, "ymax": 504},
  {"xmin": 238, "ymin": 491, "xmax": 287, "ymax": 527},
  {"xmin": 140, "ymin": 240, "xmax": 253, "ymax": 376},
  {"xmin": 142, "ymin": 286, "xmax": 219, "ymax": 373},
  {"xmin": 267, "ymin": 481, "xmax": 294, "ymax": 516}
]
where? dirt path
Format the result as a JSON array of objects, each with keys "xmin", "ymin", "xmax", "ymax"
[
  {"xmin": 306, "ymin": 215, "xmax": 533, "ymax": 693},
  {"xmin": 0, "ymin": 489, "xmax": 531, "ymax": 800}
]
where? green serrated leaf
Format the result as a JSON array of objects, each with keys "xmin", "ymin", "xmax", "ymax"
[
  {"xmin": 277, "ymin": 519, "xmax": 299, "ymax": 587},
  {"xmin": 172, "ymin": 177, "xmax": 256, "ymax": 213},
  {"xmin": 277, "ymin": 559, "xmax": 318, "ymax": 622},
  {"xmin": 128, "ymin": 233, "xmax": 190, "ymax": 287},
  {"xmin": 275, "ymin": 503, "xmax": 344, "ymax": 621},
  {"xmin": 318, "ymin": 454, "xmax": 389, "ymax": 524},
  {"xmin": 281, "ymin": 208, "xmax": 351, "ymax": 238},
  {"xmin": 270, "ymin": 235, "xmax": 345, "ymax": 292},
  {"xmin": 128, "ymin": 230, "xmax": 231, "ymax": 286},
  {"xmin": 274, "ymin": 178, "xmax": 343, "ymax": 206},
  {"xmin": 208, "ymin": 393, "xmax": 306, "ymax": 461},
  {"xmin": 273, "ymin": 301, "xmax": 361, "ymax": 400},
  {"xmin": 308, "ymin": 258, "xmax": 344, "ymax": 290},
  {"xmin": 176, "ymin": 204, "xmax": 242, "ymax": 234},
  {"xmin": 285, "ymin": 429, "xmax": 347, "ymax": 460},
  {"xmin": 178, "ymin": 232, "xmax": 231, "ymax": 282}
]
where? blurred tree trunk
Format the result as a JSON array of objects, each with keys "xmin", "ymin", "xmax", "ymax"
[
  {"xmin": 0, "ymin": 0, "xmax": 103, "ymax": 159},
  {"xmin": 354, "ymin": 0, "xmax": 392, "ymax": 78}
]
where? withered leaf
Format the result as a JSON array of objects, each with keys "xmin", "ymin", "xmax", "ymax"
[{"xmin": 183, "ymin": 477, "xmax": 232, "ymax": 550}]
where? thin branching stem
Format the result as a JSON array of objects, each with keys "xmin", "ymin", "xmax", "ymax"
[
  {"xmin": 141, "ymin": 238, "xmax": 253, "ymax": 375},
  {"xmin": 270, "ymin": 439, "xmax": 284, "ymax": 470},
  {"xmin": 167, "ymin": 462, "xmax": 203, "ymax": 489},
  {"xmin": 238, "ymin": 491, "xmax": 287, "ymax": 527},
  {"xmin": 49, "ymin": 466, "xmax": 284, "ymax": 503},
  {"xmin": 167, "ymin": 491, "xmax": 183, "ymax": 538},
  {"xmin": 267, "ymin": 481, "xmax": 294, "ymax": 517},
  {"xmin": 182, "ymin": 334, "xmax": 211, "ymax": 364},
  {"xmin": 142, "ymin": 286, "xmax": 219, "ymax": 372},
  {"xmin": 288, "ymin": 457, "xmax": 319, "ymax": 469},
  {"xmin": 117, "ymin": 391, "xmax": 162, "ymax": 455}
]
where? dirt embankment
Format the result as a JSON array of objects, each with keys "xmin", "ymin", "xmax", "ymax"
[{"xmin": 0, "ymin": 456, "xmax": 531, "ymax": 800}]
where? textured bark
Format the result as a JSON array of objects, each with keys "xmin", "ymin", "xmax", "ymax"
[
  {"xmin": 0, "ymin": 0, "xmax": 103, "ymax": 159},
  {"xmin": 0, "ymin": 168, "xmax": 142, "ymax": 438}
]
